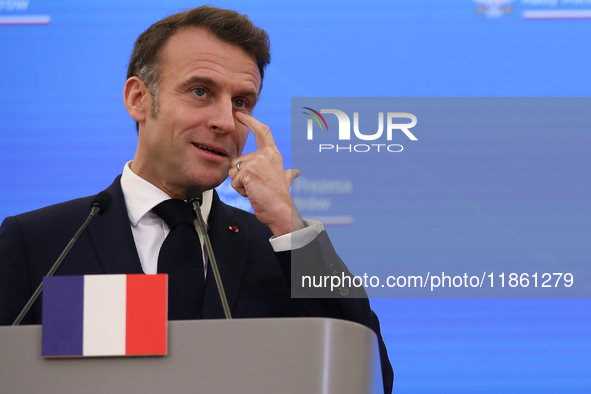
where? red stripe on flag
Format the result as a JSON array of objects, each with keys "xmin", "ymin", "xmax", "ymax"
[{"xmin": 125, "ymin": 274, "xmax": 168, "ymax": 355}]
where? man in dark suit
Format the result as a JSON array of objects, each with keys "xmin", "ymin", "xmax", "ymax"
[{"xmin": 0, "ymin": 6, "xmax": 393, "ymax": 393}]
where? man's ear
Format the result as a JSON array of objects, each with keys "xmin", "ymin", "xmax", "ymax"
[{"xmin": 123, "ymin": 76, "xmax": 151, "ymax": 123}]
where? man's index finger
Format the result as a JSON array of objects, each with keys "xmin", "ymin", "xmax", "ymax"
[{"xmin": 235, "ymin": 112, "xmax": 276, "ymax": 149}]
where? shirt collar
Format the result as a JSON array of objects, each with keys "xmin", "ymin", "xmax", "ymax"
[{"xmin": 121, "ymin": 161, "xmax": 213, "ymax": 227}]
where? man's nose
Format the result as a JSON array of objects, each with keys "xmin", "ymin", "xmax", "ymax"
[{"xmin": 207, "ymin": 98, "xmax": 236, "ymax": 134}]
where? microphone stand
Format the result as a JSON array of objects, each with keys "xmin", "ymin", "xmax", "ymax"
[{"xmin": 189, "ymin": 198, "xmax": 232, "ymax": 320}]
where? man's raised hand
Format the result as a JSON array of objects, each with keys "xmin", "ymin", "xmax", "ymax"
[{"xmin": 228, "ymin": 112, "xmax": 304, "ymax": 237}]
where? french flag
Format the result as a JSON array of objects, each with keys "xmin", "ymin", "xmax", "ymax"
[{"xmin": 42, "ymin": 274, "xmax": 168, "ymax": 357}]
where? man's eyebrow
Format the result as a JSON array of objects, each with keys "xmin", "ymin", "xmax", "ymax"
[
  {"xmin": 179, "ymin": 75, "xmax": 259, "ymax": 105},
  {"xmin": 179, "ymin": 76, "xmax": 217, "ymax": 91}
]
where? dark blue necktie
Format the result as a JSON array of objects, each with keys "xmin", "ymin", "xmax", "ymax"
[{"xmin": 152, "ymin": 199, "xmax": 205, "ymax": 320}]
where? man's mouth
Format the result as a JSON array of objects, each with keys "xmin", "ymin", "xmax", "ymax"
[{"xmin": 193, "ymin": 143, "xmax": 226, "ymax": 156}]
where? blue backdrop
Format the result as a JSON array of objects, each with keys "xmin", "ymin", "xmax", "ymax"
[{"xmin": 1, "ymin": 1, "xmax": 590, "ymax": 392}]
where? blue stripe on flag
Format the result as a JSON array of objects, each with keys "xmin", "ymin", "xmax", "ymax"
[{"xmin": 42, "ymin": 276, "xmax": 84, "ymax": 357}]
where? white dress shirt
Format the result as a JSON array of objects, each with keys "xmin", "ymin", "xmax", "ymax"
[{"xmin": 120, "ymin": 162, "xmax": 323, "ymax": 275}]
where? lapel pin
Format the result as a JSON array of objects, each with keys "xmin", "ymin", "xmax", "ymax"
[{"xmin": 229, "ymin": 225, "xmax": 239, "ymax": 233}]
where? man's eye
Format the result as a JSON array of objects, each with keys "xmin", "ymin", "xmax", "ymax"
[
  {"xmin": 234, "ymin": 99, "xmax": 246, "ymax": 108},
  {"xmin": 193, "ymin": 88, "xmax": 206, "ymax": 97}
]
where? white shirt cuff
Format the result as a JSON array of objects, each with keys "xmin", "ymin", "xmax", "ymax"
[{"xmin": 269, "ymin": 220, "xmax": 324, "ymax": 252}]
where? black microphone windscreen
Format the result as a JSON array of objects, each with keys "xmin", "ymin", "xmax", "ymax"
[
  {"xmin": 185, "ymin": 185, "xmax": 203, "ymax": 205},
  {"xmin": 90, "ymin": 191, "xmax": 113, "ymax": 215}
]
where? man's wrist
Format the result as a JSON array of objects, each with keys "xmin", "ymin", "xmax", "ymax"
[{"xmin": 266, "ymin": 202, "xmax": 305, "ymax": 237}]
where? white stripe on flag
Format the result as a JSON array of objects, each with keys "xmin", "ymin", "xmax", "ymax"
[{"xmin": 83, "ymin": 275, "xmax": 127, "ymax": 356}]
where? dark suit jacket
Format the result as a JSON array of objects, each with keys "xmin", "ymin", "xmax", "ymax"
[{"xmin": 0, "ymin": 176, "xmax": 393, "ymax": 393}]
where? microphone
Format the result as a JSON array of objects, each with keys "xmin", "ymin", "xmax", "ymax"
[
  {"xmin": 12, "ymin": 191, "xmax": 113, "ymax": 326},
  {"xmin": 186, "ymin": 185, "xmax": 232, "ymax": 319},
  {"xmin": 186, "ymin": 185, "xmax": 203, "ymax": 206},
  {"xmin": 90, "ymin": 191, "xmax": 113, "ymax": 216}
]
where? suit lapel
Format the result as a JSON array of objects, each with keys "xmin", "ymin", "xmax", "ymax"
[
  {"xmin": 87, "ymin": 176, "xmax": 143, "ymax": 274},
  {"xmin": 201, "ymin": 191, "xmax": 249, "ymax": 319}
]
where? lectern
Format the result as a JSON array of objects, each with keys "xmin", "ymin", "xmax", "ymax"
[{"xmin": 0, "ymin": 318, "xmax": 383, "ymax": 393}]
